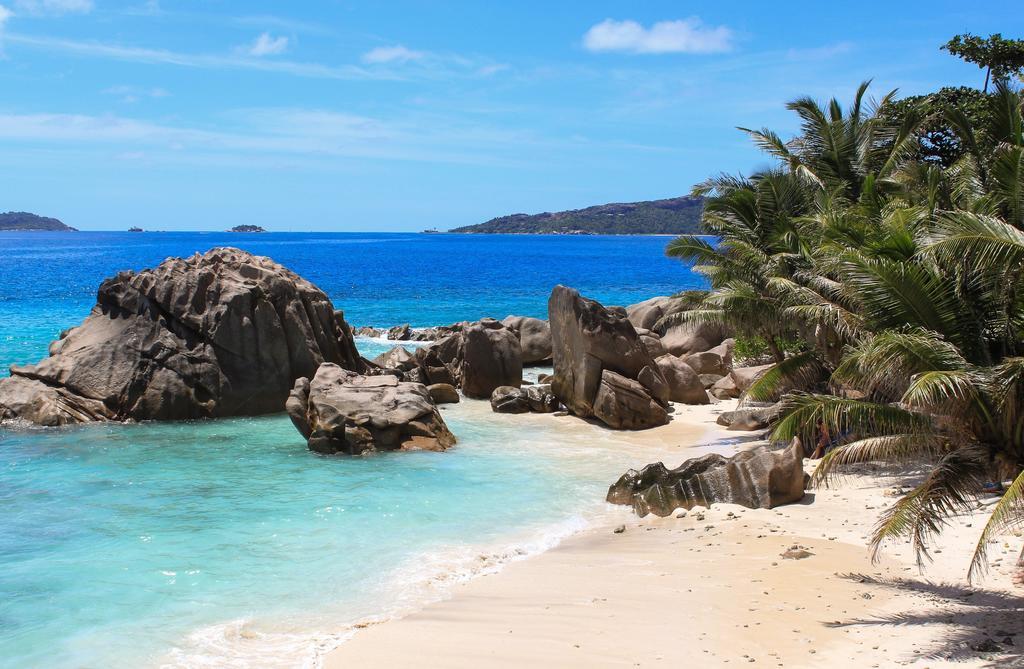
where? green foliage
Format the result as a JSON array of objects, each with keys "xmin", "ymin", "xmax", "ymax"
[
  {"xmin": 668, "ymin": 52, "xmax": 1024, "ymax": 576},
  {"xmin": 0, "ymin": 212, "xmax": 75, "ymax": 232},
  {"xmin": 733, "ymin": 335, "xmax": 803, "ymax": 362},
  {"xmin": 880, "ymin": 87, "xmax": 992, "ymax": 167},
  {"xmin": 943, "ymin": 33, "xmax": 1024, "ymax": 91}
]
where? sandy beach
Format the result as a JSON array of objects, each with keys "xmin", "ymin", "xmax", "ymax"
[{"xmin": 324, "ymin": 400, "xmax": 1023, "ymax": 668}]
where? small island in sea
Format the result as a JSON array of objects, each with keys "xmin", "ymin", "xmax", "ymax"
[
  {"xmin": 228, "ymin": 224, "xmax": 266, "ymax": 233},
  {"xmin": 0, "ymin": 212, "xmax": 76, "ymax": 231},
  {"xmin": 128, "ymin": 226, "xmax": 144, "ymax": 232},
  {"xmin": 450, "ymin": 196, "xmax": 703, "ymax": 235}
]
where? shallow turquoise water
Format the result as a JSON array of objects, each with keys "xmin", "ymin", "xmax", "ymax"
[{"xmin": 0, "ymin": 232, "xmax": 700, "ymax": 667}]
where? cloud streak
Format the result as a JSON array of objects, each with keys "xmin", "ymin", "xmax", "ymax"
[
  {"xmin": 4, "ymin": 33, "xmax": 393, "ymax": 80},
  {"xmin": 245, "ymin": 32, "xmax": 288, "ymax": 57},
  {"xmin": 583, "ymin": 18, "xmax": 734, "ymax": 54},
  {"xmin": 14, "ymin": 0, "xmax": 93, "ymax": 15},
  {"xmin": 362, "ymin": 44, "xmax": 423, "ymax": 65}
]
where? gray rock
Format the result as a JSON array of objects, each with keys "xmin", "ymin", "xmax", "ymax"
[
  {"xmin": 637, "ymin": 329, "xmax": 667, "ymax": 358},
  {"xmin": 490, "ymin": 386, "xmax": 531, "ymax": 413},
  {"xmin": 730, "ymin": 363, "xmax": 774, "ymax": 394},
  {"xmin": 655, "ymin": 355, "xmax": 710, "ymax": 405},
  {"xmin": 501, "ymin": 316, "xmax": 552, "ymax": 364},
  {"xmin": 710, "ymin": 374, "xmax": 741, "ymax": 399},
  {"xmin": 462, "ymin": 319, "xmax": 522, "ymax": 399},
  {"xmin": 607, "ymin": 438, "xmax": 806, "ymax": 516},
  {"xmin": 592, "ymin": 370, "xmax": 669, "ymax": 430},
  {"xmin": 716, "ymin": 403, "xmax": 782, "ymax": 431},
  {"xmin": 525, "ymin": 383, "xmax": 560, "ymax": 413},
  {"xmin": 698, "ymin": 373, "xmax": 724, "ymax": 389},
  {"xmin": 0, "ymin": 248, "xmax": 363, "ymax": 426},
  {"xmin": 286, "ymin": 363, "xmax": 455, "ymax": 455},
  {"xmin": 427, "ymin": 383, "xmax": 460, "ymax": 404},
  {"xmin": 547, "ymin": 286, "xmax": 669, "ymax": 430},
  {"xmin": 625, "ymin": 296, "xmax": 690, "ymax": 331},
  {"xmin": 387, "ymin": 324, "xmax": 412, "ymax": 341},
  {"xmin": 661, "ymin": 321, "xmax": 731, "ymax": 356},
  {"xmin": 372, "ymin": 345, "xmax": 417, "ymax": 373},
  {"xmin": 680, "ymin": 350, "xmax": 730, "ymax": 376}
]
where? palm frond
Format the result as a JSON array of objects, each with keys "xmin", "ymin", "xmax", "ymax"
[{"xmin": 870, "ymin": 447, "xmax": 987, "ymax": 568}]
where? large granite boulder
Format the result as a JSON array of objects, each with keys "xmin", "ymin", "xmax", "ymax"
[
  {"xmin": 0, "ymin": 248, "xmax": 363, "ymax": 426},
  {"xmin": 415, "ymin": 334, "xmax": 463, "ymax": 386},
  {"xmin": 625, "ymin": 295, "xmax": 690, "ymax": 331},
  {"xmin": 547, "ymin": 286, "xmax": 669, "ymax": 430},
  {"xmin": 593, "ymin": 371, "xmax": 668, "ymax": 429},
  {"xmin": 607, "ymin": 439, "xmax": 806, "ymax": 516},
  {"xmin": 680, "ymin": 350, "xmax": 730, "ymax": 376},
  {"xmin": 661, "ymin": 321, "xmax": 731, "ymax": 356},
  {"xmin": 501, "ymin": 316, "xmax": 552, "ymax": 364},
  {"xmin": 427, "ymin": 383, "xmax": 460, "ymax": 404},
  {"xmin": 461, "ymin": 319, "xmax": 522, "ymax": 399},
  {"xmin": 287, "ymin": 363, "xmax": 455, "ymax": 455},
  {"xmin": 655, "ymin": 355, "xmax": 709, "ymax": 405}
]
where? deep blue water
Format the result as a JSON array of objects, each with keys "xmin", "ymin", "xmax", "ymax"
[{"xmin": 0, "ymin": 232, "xmax": 702, "ymax": 668}]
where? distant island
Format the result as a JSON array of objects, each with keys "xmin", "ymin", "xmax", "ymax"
[
  {"xmin": 228, "ymin": 225, "xmax": 266, "ymax": 233},
  {"xmin": 0, "ymin": 212, "xmax": 76, "ymax": 232},
  {"xmin": 450, "ymin": 196, "xmax": 704, "ymax": 235},
  {"xmin": 128, "ymin": 226, "xmax": 144, "ymax": 233}
]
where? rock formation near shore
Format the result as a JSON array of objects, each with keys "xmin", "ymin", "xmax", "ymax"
[
  {"xmin": 607, "ymin": 439, "xmax": 806, "ymax": 516},
  {"xmin": 287, "ymin": 363, "xmax": 455, "ymax": 455},
  {"xmin": 547, "ymin": 285, "xmax": 669, "ymax": 429},
  {"xmin": 462, "ymin": 319, "xmax": 523, "ymax": 398},
  {"xmin": 0, "ymin": 247, "xmax": 363, "ymax": 425}
]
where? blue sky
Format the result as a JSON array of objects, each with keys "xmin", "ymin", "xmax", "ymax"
[{"xmin": 0, "ymin": 1, "xmax": 1019, "ymax": 231}]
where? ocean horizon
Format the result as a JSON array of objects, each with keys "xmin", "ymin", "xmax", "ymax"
[{"xmin": 0, "ymin": 232, "xmax": 702, "ymax": 667}]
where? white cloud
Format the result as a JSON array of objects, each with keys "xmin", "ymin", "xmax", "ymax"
[
  {"xmin": 245, "ymin": 32, "xmax": 288, "ymax": 57},
  {"xmin": 583, "ymin": 18, "xmax": 733, "ymax": 55},
  {"xmin": 362, "ymin": 45, "xmax": 424, "ymax": 65},
  {"xmin": 102, "ymin": 84, "xmax": 170, "ymax": 103},
  {"xmin": 0, "ymin": 4, "xmax": 12, "ymax": 28},
  {"xmin": 14, "ymin": 0, "xmax": 93, "ymax": 15}
]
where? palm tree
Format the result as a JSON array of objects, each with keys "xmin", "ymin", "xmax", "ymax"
[{"xmin": 680, "ymin": 77, "xmax": 1024, "ymax": 577}]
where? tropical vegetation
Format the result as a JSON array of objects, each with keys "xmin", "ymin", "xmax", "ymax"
[{"xmin": 665, "ymin": 34, "xmax": 1024, "ymax": 580}]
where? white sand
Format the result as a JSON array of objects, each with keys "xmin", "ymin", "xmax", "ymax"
[{"xmin": 323, "ymin": 400, "xmax": 1023, "ymax": 668}]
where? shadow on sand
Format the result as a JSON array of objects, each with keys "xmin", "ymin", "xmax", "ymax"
[{"xmin": 829, "ymin": 573, "xmax": 1024, "ymax": 667}]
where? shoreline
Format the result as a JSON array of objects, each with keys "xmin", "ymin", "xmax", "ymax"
[{"xmin": 320, "ymin": 402, "xmax": 1023, "ymax": 668}]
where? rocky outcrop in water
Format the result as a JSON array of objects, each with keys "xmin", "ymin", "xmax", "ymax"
[
  {"xmin": 287, "ymin": 363, "xmax": 455, "ymax": 455},
  {"xmin": 462, "ymin": 319, "xmax": 522, "ymax": 398},
  {"xmin": 607, "ymin": 439, "xmax": 806, "ymax": 516},
  {"xmin": 0, "ymin": 248, "xmax": 363, "ymax": 426},
  {"xmin": 490, "ymin": 383, "xmax": 560, "ymax": 414},
  {"xmin": 500, "ymin": 316, "xmax": 552, "ymax": 364},
  {"xmin": 547, "ymin": 286, "xmax": 669, "ymax": 430}
]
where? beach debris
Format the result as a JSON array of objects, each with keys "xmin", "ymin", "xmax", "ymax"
[
  {"xmin": 781, "ymin": 545, "xmax": 814, "ymax": 560},
  {"xmin": 606, "ymin": 438, "xmax": 806, "ymax": 517},
  {"xmin": 970, "ymin": 637, "xmax": 1004, "ymax": 653},
  {"xmin": 613, "ymin": 524, "xmax": 626, "ymax": 534}
]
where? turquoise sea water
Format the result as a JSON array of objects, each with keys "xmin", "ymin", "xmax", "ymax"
[{"xmin": 0, "ymin": 232, "xmax": 703, "ymax": 668}]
